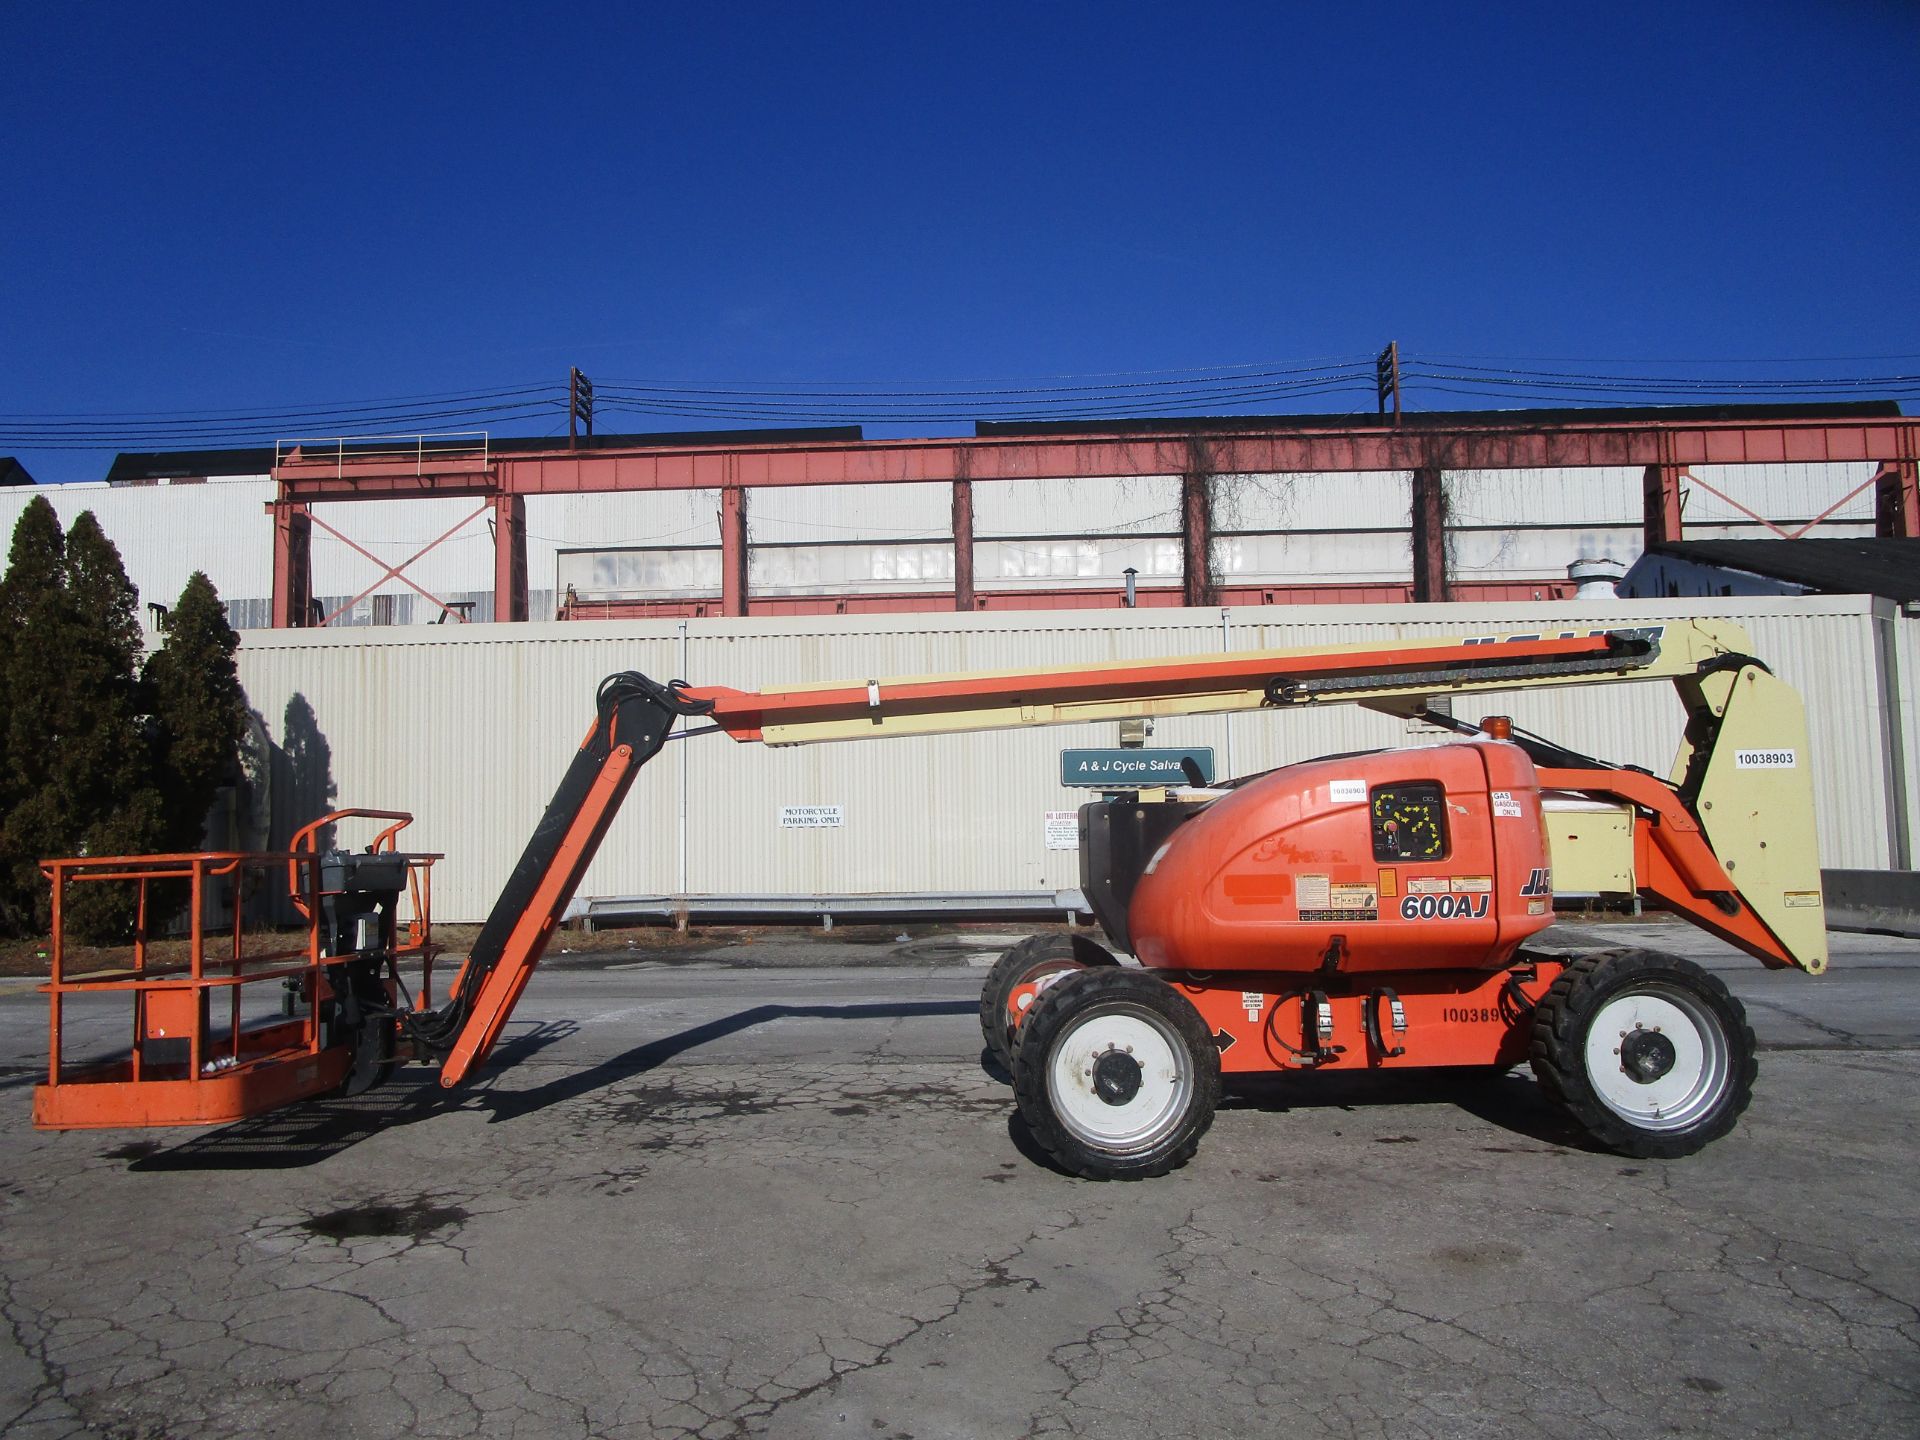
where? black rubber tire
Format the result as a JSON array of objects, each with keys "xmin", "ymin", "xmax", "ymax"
[
  {"xmin": 1530, "ymin": 949, "xmax": 1757, "ymax": 1159},
  {"xmin": 1010, "ymin": 967, "xmax": 1219, "ymax": 1180},
  {"xmin": 977, "ymin": 933, "xmax": 1115, "ymax": 1073}
]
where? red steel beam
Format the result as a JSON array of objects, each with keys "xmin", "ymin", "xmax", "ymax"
[
  {"xmin": 1181, "ymin": 468, "xmax": 1213, "ymax": 607},
  {"xmin": 271, "ymin": 415, "xmax": 1920, "ymax": 502},
  {"xmin": 1410, "ymin": 466, "xmax": 1449, "ymax": 602},
  {"xmin": 493, "ymin": 494, "xmax": 528, "ymax": 622},
  {"xmin": 720, "ymin": 485, "xmax": 748, "ymax": 617},
  {"xmin": 270, "ymin": 503, "xmax": 312, "ymax": 628},
  {"xmin": 1876, "ymin": 460, "xmax": 1919, "ymax": 538},
  {"xmin": 951, "ymin": 477, "xmax": 975, "ymax": 612},
  {"xmin": 1643, "ymin": 463, "xmax": 1684, "ymax": 547}
]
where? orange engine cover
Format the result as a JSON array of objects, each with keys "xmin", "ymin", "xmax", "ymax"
[{"xmin": 1129, "ymin": 739, "xmax": 1555, "ymax": 974}]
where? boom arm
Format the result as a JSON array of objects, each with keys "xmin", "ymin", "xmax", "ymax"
[
  {"xmin": 414, "ymin": 674, "xmax": 713, "ymax": 1085},
  {"xmin": 677, "ymin": 622, "xmax": 1747, "ymax": 744},
  {"xmin": 422, "ymin": 618, "xmax": 1824, "ymax": 1085}
]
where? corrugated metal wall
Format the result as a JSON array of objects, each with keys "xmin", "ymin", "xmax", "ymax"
[
  {"xmin": 233, "ymin": 595, "xmax": 1913, "ymax": 920},
  {"xmin": 1886, "ymin": 607, "xmax": 1919, "ymax": 869}
]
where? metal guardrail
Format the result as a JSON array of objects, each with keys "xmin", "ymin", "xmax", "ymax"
[
  {"xmin": 577, "ymin": 889, "xmax": 1095, "ymax": 931},
  {"xmin": 274, "ymin": 432, "xmax": 490, "ymax": 477}
]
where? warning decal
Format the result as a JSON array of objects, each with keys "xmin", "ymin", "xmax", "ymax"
[{"xmin": 1331, "ymin": 882, "xmax": 1378, "ymax": 911}]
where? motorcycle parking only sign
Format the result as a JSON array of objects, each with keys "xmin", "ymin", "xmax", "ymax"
[{"xmin": 779, "ymin": 805, "xmax": 845, "ymax": 828}]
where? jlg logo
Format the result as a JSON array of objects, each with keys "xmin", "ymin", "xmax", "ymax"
[
  {"xmin": 1519, "ymin": 868, "xmax": 1552, "ymax": 897},
  {"xmin": 1399, "ymin": 893, "xmax": 1489, "ymax": 921}
]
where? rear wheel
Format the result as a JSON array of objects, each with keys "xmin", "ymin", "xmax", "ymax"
[
  {"xmin": 1530, "ymin": 949, "xmax": 1756, "ymax": 1158},
  {"xmin": 1011, "ymin": 968, "xmax": 1219, "ymax": 1180},
  {"xmin": 977, "ymin": 933, "xmax": 1115, "ymax": 1072}
]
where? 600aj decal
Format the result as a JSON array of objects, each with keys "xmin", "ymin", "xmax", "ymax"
[{"xmin": 1400, "ymin": 893, "xmax": 1489, "ymax": 921}]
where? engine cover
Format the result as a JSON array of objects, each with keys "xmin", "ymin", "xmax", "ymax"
[{"xmin": 1128, "ymin": 739, "xmax": 1555, "ymax": 974}]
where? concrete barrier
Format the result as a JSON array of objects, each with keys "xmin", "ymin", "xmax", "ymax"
[{"xmin": 1823, "ymin": 869, "xmax": 1920, "ymax": 939}]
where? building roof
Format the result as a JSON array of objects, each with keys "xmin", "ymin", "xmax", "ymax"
[
  {"xmin": 0, "ymin": 457, "xmax": 34, "ymax": 487},
  {"xmin": 977, "ymin": 399, "xmax": 1902, "ymax": 438},
  {"xmin": 1650, "ymin": 538, "xmax": 1920, "ymax": 603},
  {"xmin": 103, "ymin": 426, "xmax": 868, "ymax": 483},
  {"xmin": 106, "ymin": 447, "xmax": 279, "ymax": 483}
]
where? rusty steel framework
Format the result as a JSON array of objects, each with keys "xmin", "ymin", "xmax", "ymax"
[{"xmin": 265, "ymin": 409, "xmax": 1920, "ymax": 627}]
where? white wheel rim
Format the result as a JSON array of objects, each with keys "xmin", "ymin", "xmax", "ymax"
[
  {"xmin": 1583, "ymin": 985, "xmax": 1730, "ymax": 1132},
  {"xmin": 1045, "ymin": 1003, "xmax": 1193, "ymax": 1154}
]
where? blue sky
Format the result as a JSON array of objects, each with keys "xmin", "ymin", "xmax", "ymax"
[{"xmin": 2, "ymin": 2, "xmax": 1915, "ymax": 481}]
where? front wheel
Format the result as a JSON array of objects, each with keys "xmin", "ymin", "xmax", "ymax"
[
  {"xmin": 1530, "ymin": 949, "xmax": 1757, "ymax": 1158},
  {"xmin": 1011, "ymin": 968, "xmax": 1219, "ymax": 1180}
]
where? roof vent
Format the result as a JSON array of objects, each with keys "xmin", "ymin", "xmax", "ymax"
[{"xmin": 1567, "ymin": 557, "xmax": 1624, "ymax": 601}]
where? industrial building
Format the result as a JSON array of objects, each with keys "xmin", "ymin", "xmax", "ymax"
[
  {"xmin": 2, "ymin": 402, "xmax": 1912, "ymax": 632},
  {"xmin": 0, "ymin": 401, "xmax": 1913, "ymax": 922}
]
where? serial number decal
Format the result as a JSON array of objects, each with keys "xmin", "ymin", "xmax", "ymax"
[
  {"xmin": 1734, "ymin": 749, "xmax": 1797, "ymax": 769},
  {"xmin": 1399, "ymin": 893, "xmax": 1490, "ymax": 921},
  {"xmin": 1442, "ymin": 1006, "xmax": 1502, "ymax": 1024}
]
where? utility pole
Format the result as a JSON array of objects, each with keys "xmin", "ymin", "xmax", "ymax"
[
  {"xmin": 1376, "ymin": 341, "xmax": 1402, "ymax": 423},
  {"xmin": 568, "ymin": 368, "xmax": 595, "ymax": 448}
]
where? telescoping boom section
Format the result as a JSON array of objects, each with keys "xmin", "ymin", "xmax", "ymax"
[{"xmin": 415, "ymin": 618, "xmax": 1824, "ymax": 1095}]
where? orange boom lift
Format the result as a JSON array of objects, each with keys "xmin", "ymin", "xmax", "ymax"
[{"xmin": 34, "ymin": 620, "xmax": 1826, "ymax": 1177}]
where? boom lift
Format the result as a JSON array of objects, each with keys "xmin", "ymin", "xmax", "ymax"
[{"xmin": 35, "ymin": 620, "xmax": 1824, "ymax": 1179}]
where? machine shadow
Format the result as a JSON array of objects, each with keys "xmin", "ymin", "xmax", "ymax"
[
  {"xmin": 1221, "ymin": 1067, "xmax": 1600, "ymax": 1151},
  {"xmin": 475, "ymin": 999, "xmax": 979, "ymax": 1122},
  {"xmin": 1004, "ymin": 1067, "xmax": 1596, "ymax": 1180},
  {"xmin": 122, "ymin": 1019, "xmax": 586, "ymax": 1171}
]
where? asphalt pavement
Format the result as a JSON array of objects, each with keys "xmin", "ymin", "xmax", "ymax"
[{"xmin": 1, "ymin": 918, "xmax": 1915, "ymax": 1439}]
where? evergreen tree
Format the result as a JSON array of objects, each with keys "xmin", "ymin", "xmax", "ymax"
[
  {"xmin": 0, "ymin": 508, "xmax": 253, "ymax": 939},
  {"xmin": 0, "ymin": 498, "xmax": 70, "ymax": 930},
  {"xmin": 60, "ymin": 513, "xmax": 165, "ymax": 939},
  {"xmin": 144, "ymin": 572, "xmax": 246, "ymax": 851}
]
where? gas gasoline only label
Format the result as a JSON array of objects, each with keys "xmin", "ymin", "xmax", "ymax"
[{"xmin": 1734, "ymin": 749, "xmax": 1797, "ymax": 769}]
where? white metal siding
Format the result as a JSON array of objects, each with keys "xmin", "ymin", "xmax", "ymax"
[
  {"xmin": 1212, "ymin": 471, "xmax": 1410, "ymax": 532},
  {"xmin": 1886, "ymin": 607, "xmax": 1919, "ymax": 870},
  {"xmin": 973, "ymin": 475, "xmax": 1182, "ymax": 538},
  {"xmin": 1683, "ymin": 463, "xmax": 1878, "ymax": 527},
  {"xmin": 0, "ymin": 477, "xmax": 276, "ymax": 620},
  {"xmin": 748, "ymin": 482, "xmax": 951, "ymax": 542},
  {"xmin": 233, "ymin": 595, "xmax": 1907, "ymax": 920}
]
